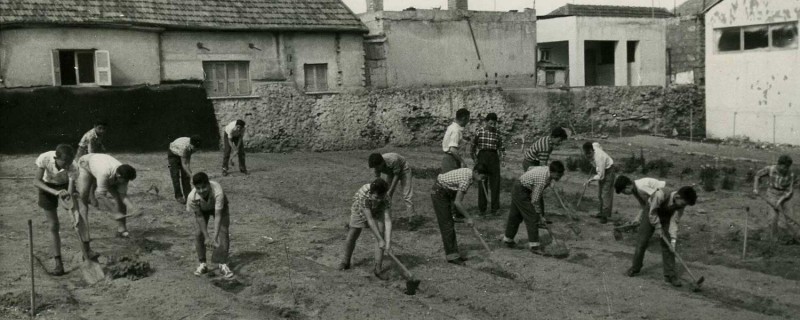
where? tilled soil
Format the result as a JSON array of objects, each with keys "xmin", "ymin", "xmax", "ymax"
[{"xmin": 1, "ymin": 136, "xmax": 799, "ymax": 319}]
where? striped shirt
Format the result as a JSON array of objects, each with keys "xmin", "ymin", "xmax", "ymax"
[
  {"xmin": 353, "ymin": 184, "xmax": 392, "ymax": 212},
  {"xmin": 472, "ymin": 126, "xmax": 504, "ymax": 153},
  {"xmin": 755, "ymin": 165, "xmax": 795, "ymax": 191},
  {"xmin": 36, "ymin": 151, "xmax": 79, "ymax": 185},
  {"xmin": 169, "ymin": 137, "xmax": 195, "ymax": 158},
  {"xmin": 524, "ymin": 136, "xmax": 553, "ymax": 163},
  {"xmin": 436, "ymin": 168, "xmax": 473, "ymax": 192},
  {"xmin": 375, "ymin": 153, "xmax": 408, "ymax": 176},
  {"xmin": 520, "ymin": 166, "xmax": 551, "ymax": 208}
]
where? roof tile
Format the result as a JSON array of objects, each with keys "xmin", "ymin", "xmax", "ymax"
[{"xmin": 546, "ymin": 4, "xmax": 673, "ymax": 18}]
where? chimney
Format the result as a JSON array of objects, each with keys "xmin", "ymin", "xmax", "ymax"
[
  {"xmin": 448, "ymin": 0, "xmax": 468, "ymax": 11},
  {"xmin": 366, "ymin": 0, "xmax": 383, "ymax": 12}
]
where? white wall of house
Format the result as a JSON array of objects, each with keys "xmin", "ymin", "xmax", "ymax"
[
  {"xmin": 0, "ymin": 28, "xmax": 160, "ymax": 87},
  {"xmin": 705, "ymin": 0, "xmax": 800, "ymax": 145},
  {"xmin": 537, "ymin": 16, "xmax": 666, "ymax": 87},
  {"xmin": 286, "ymin": 32, "xmax": 366, "ymax": 92}
]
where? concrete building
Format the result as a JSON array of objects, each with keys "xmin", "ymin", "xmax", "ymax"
[
  {"xmin": 666, "ymin": 0, "xmax": 712, "ymax": 85},
  {"xmin": 359, "ymin": 0, "xmax": 538, "ymax": 88},
  {"xmin": 0, "ymin": 0, "xmax": 368, "ymax": 95},
  {"xmin": 704, "ymin": 0, "xmax": 800, "ymax": 144},
  {"xmin": 538, "ymin": 4, "xmax": 672, "ymax": 87}
]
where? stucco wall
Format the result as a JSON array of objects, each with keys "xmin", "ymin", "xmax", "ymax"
[
  {"xmin": 0, "ymin": 28, "xmax": 160, "ymax": 87},
  {"xmin": 285, "ymin": 32, "xmax": 365, "ymax": 92},
  {"xmin": 705, "ymin": 0, "xmax": 800, "ymax": 144},
  {"xmin": 359, "ymin": 10, "xmax": 537, "ymax": 88}
]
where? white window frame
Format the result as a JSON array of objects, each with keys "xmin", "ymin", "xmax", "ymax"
[
  {"xmin": 304, "ymin": 63, "xmax": 329, "ymax": 93},
  {"xmin": 714, "ymin": 21, "xmax": 799, "ymax": 54},
  {"xmin": 538, "ymin": 48, "xmax": 551, "ymax": 62},
  {"xmin": 50, "ymin": 49, "xmax": 112, "ymax": 86},
  {"xmin": 202, "ymin": 61, "xmax": 252, "ymax": 98}
]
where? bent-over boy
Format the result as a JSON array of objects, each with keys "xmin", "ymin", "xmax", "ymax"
[
  {"xmin": 338, "ymin": 179, "xmax": 393, "ymax": 279},
  {"xmin": 187, "ymin": 172, "xmax": 234, "ymax": 278}
]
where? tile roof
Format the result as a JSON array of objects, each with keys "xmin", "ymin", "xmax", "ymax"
[
  {"xmin": 0, "ymin": 0, "xmax": 368, "ymax": 32},
  {"xmin": 546, "ymin": 4, "xmax": 674, "ymax": 18}
]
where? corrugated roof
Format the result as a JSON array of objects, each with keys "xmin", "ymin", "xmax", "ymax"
[
  {"xmin": 546, "ymin": 4, "xmax": 674, "ymax": 18},
  {"xmin": 0, "ymin": 0, "xmax": 368, "ymax": 32}
]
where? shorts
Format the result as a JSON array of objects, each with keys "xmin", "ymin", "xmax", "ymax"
[
  {"xmin": 38, "ymin": 183, "xmax": 67, "ymax": 210},
  {"xmin": 349, "ymin": 201, "xmax": 385, "ymax": 228}
]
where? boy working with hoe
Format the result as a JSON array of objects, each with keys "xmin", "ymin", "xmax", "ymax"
[
  {"xmin": 338, "ymin": 178, "xmax": 393, "ymax": 280},
  {"xmin": 188, "ymin": 172, "xmax": 234, "ymax": 278},
  {"xmin": 75, "ymin": 120, "xmax": 108, "ymax": 208},
  {"xmin": 76, "ymin": 153, "xmax": 138, "ymax": 238},
  {"xmin": 369, "ymin": 153, "xmax": 414, "ymax": 215},
  {"xmin": 613, "ymin": 176, "xmax": 667, "ymax": 234},
  {"xmin": 753, "ymin": 155, "xmax": 796, "ymax": 243},
  {"xmin": 222, "ymin": 120, "xmax": 248, "ymax": 176},
  {"xmin": 168, "ymin": 135, "xmax": 202, "ymax": 204},
  {"xmin": 431, "ymin": 163, "xmax": 488, "ymax": 265},
  {"xmin": 583, "ymin": 142, "xmax": 616, "ymax": 224}
]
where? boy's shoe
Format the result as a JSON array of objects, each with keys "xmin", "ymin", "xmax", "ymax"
[
  {"xmin": 625, "ymin": 268, "xmax": 639, "ymax": 277},
  {"xmin": 665, "ymin": 276, "xmax": 682, "ymax": 287},
  {"xmin": 337, "ymin": 262, "xmax": 351, "ymax": 270},
  {"xmin": 530, "ymin": 246, "xmax": 545, "ymax": 256},
  {"xmin": 194, "ymin": 262, "xmax": 208, "ymax": 276},
  {"xmin": 219, "ymin": 264, "xmax": 234, "ymax": 278},
  {"xmin": 500, "ymin": 237, "xmax": 516, "ymax": 248},
  {"xmin": 240, "ymin": 169, "xmax": 249, "ymax": 175}
]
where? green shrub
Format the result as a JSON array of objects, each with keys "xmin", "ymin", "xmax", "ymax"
[
  {"xmin": 699, "ymin": 165, "xmax": 718, "ymax": 192},
  {"xmin": 621, "ymin": 153, "xmax": 641, "ymax": 173},
  {"xmin": 645, "ymin": 158, "xmax": 675, "ymax": 178}
]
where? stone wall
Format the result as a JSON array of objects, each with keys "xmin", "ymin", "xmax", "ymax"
[
  {"xmin": 212, "ymin": 82, "xmax": 705, "ymax": 152},
  {"xmin": 667, "ymin": 15, "xmax": 705, "ymax": 85}
]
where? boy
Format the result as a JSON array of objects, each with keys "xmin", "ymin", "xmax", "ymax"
[
  {"xmin": 369, "ymin": 153, "xmax": 414, "ymax": 215},
  {"xmin": 753, "ymin": 155, "xmax": 795, "ymax": 242},
  {"xmin": 522, "ymin": 127, "xmax": 569, "ymax": 171},
  {"xmin": 583, "ymin": 142, "xmax": 616, "ymax": 224},
  {"xmin": 626, "ymin": 186, "xmax": 698, "ymax": 287},
  {"xmin": 187, "ymin": 172, "xmax": 234, "ymax": 279},
  {"xmin": 471, "ymin": 113, "xmax": 505, "ymax": 216},
  {"xmin": 442, "ymin": 108, "xmax": 470, "ymax": 221},
  {"xmin": 430, "ymin": 163, "xmax": 488, "ymax": 265},
  {"xmin": 75, "ymin": 120, "xmax": 108, "ymax": 207},
  {"xmin": 34, "ymin": 144, "xmax": 87, "ymax": 275},
  {"xmin": 501, "ymin": 161, "xmax": 565, "ymax": 255},
  {"xmin": 222, "ymin": 120, "xmax": 248, "ymax": 176},
  {"xmin": 77, "ymin": 153, "xmax": 137, "ymax": 238},
  {"xmin": 169, "ymin": 135, "xmax": 202, "ymax": 204},
  {"xmin": 614, "ymin": 175, "xmax": 667, "ymax": 229},
  {"xmin": 338, "ymin": 179, "xmax": 393, "ymax": 280}
]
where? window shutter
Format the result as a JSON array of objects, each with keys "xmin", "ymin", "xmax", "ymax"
[
  {"xmin": 51, "ymin": 50, "xmax": 61, "ymax": 86},
  {"xmin": 94, "ymin": 50, "xmax": 112, "ymax": 85},
  {"xmin": 316, "ymin": 65, "xmax": 328, "ymax": 91}
]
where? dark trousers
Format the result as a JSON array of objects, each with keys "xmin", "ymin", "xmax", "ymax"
[
  {"xmin": 168, "ymin": 152, "xmax": 191, "ymax": 200},
  {"xmin": 521, "ymin": 159, "xmax": 546, "ymax": 215},
  {"xmin": 223, "ymin": 133, "xmax": 246, "ymax": 171},
  {"xmin": 476, "ymin": 150, "xmax": 501, "ymax": 213},
  {"xmin": 431, "ymin": 185, "xmax": 461, "ymax": 261},
  {"xmin": 504, "ymin": 182, "xmax": 540, "ymax": 244},
  {"xmin": 598, "ymin": 166, "xmax": 617, "ymax": 218},
  {"xmin": 196, "ymin": 202, "xmax": 230, "ymax": 264},
  {"xmin": 630, "ymin": 216, "xmax": 676, "ymax": 278},
  {"xmin": 441, "ymin": 153, "xmax": 463, "ymax": 218}
]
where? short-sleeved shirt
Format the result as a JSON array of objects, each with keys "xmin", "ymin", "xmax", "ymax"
[
  {"xmin": 351, "ymin": 183, "xmax": 392, "ymax": 215},
  {"xmin": 78, "ymin": 128, "xmax": 104, "ymax": 152},
  {"xmin": 436, "ymin": 168, "xmax": 473, "ymax": 192},
  {"xmin": 376, "ymin": 153, "xmax": 408, "ymax": 176},
  {"xmin": 635, "ymin": 178, "xmax": 666, "ymax": 197},
  {"xmin": 756, "ymin": 165, "xmax": 795, "ymax": 191},
  {"xmin": 224, "ymin": 121, "xmax": 246, "ymax": 139},
  {"xmin": 590, "ymin": 143, "xmax": 615, "ymax": 181},
  {"xmin": 648, "ymin": 188, "xmax": 684, "ymax": 240},
  {"xmin": 519, "ymin": 166, "xmax": 551, "ymax": 206},
  {"xmin": 442, "ymin": 122, "xmax": 464, "ymax": 153},
  {"xmin": 78, "ymin": 154, "xmax": 126, "ymax": 195},
  {"xmin": 186, "ymin": 181, "xmax": 226, "ymax": 212},
  {"xmin": 36, "ymin": 151, "xmax": 78, "ymax": 185},
  {"xmin": 524, "ymin": 136, "xmax": 553, "ymax": 163},
  {"xmin": 169, "ymin": 137, "xmax": 195, "ymax": 158}
]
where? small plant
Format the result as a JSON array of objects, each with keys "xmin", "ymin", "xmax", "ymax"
[
  {"xmin": 744, "ymin": 169, "xmax": 756, "ymax": 184},
  {"xmin": 566, "ymin": 156, "xmax": 579, "ymax": 172},
  {"xmin": 699, "ymin": 165, "xmax": 719, "ymax": 192},
  {"xmin": 621, "ymin": 153, "xmax": 641, "ymax": 174},
  {"xmin": 680, "ymin": 167, "xmax": 694, "ymax": 179},
  {"xmin": 721, "ymin": 174, "xmax": 736, "ymax": 190},
  {"xmin": 567, "ymin": 156, "xmax": 592, "ymax": 173},
  {"xmin": 411, "ymin": 167, "xmax": 441, "ymax": 179},
  {"xmin": 644, "ymin": 158, "xmax": 675, "ymax": 178}
]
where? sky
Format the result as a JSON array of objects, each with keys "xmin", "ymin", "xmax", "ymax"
[{"xmin": 342, "ymin": 0, "xmax": 692, "ymax": 15}]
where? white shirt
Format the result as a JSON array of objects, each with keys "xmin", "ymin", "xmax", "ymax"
[
  {"xmin": 186, "ymin": 181, "xmax": 226, "ymax": 212},
  {"xmin": 78, "ymin": 154, "xmax": 126, "ymax": 195},
  {"xmin": 635, "ymin": 178, "xmax": 666, "ymax": 197},
  {"xmin": 224, "ymin": 121, "xmax": 245, "ymax": 139},
  {"xmin": 442, "ymin": 122, "xmax": 463, "ymax": 153},
  {"xmin": 591, "ymin": 142, "xmax": 614, "ymax": 181},
  {"xmin": 169, "ymin": 137, "xmax": 194, "ymax": 158},
  {"xmin": 36, "ymin": 151, "xmax": 78, "ymax": 185}
]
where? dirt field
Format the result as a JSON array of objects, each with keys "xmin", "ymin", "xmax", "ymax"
[{"xmin": 2, "ymin": 136, "xmax": 799, "ymax": 320}]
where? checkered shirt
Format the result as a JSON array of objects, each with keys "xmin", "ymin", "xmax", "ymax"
[
  {"xmin": 519, "ymin": 166, "xmax": 551, "ymax": 204},
  {"xmin": 353, "ymin": 184, "xmax": 392, "ymax": 212},
  {"xmin": 436, "ymin": 168, "xmax": 473, "ymax": 192},
  {"xmin": 524, "ymin": 136, "xmax": 553, "ymax": 163},
  {"xmin": 472, "ymin": 126, "xmax": 504, "ymax": 153}
]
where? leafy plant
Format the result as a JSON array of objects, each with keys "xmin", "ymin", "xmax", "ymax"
[
  {"xmin": 644, "ymin": 158, "xmax": 675, "ymax": 178},
  {"xmin": 621, "ymin": 153, "xmax": 641, "ymax": 174},
  {"xmin": 699, "ymin": 165, "xmax": 719, "ymax": 192}
]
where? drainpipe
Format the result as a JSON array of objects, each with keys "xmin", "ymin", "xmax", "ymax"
[{"xmin": 465, "ymin": 17, "xmax": 488, "ymax": 84}]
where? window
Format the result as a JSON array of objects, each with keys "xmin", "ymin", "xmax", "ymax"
[
  {"xmin": 538, "ymin": 49, "xmax": 551, "ymax": 62},
  {"xmin": 203, "ymin": 61, "xmax": 251, "ymax": 97},
  {"xmin": 51, "ymin": 50, "xmax": 111, "ymax": 86},
  {"xmin": 627, "ymin": 41, "xmax": 638, "ymax": 63},
  {"xmin": 304, "ymin": 63, "xmax": 328, "ymax": 92},
  {"xmin": 716, "ymin": 22, "xmax": 799, "ymax": 53},
  {"xmin": 545, "ymin": 71, "xmax": 555, "ymax": 85}
]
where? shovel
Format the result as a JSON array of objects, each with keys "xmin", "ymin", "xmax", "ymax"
[
  {"xmin": 540, "ymin": 222, "xmax": 570, "ymax": 258},
  {"xmin": 660, "ymin": 234, "xmax": 704, "ymax": 292},
  {"xmin": 60, "ymin": 195, "xmax": 105, "ymax": 283},
  {"xmin": 386, "ymin": 251, "xmax": 421, "ymax": 295},
  {"xmin": 550, "ymin": 187, "xmax": 582, "ymax": 237},
  {"xmin": 575, "ymin": 183, "xmax": 588, "ymax": 211}
]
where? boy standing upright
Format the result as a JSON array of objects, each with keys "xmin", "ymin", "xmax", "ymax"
[
  {"xmin": 187, "ymin": 172, "xmax": 234, "ymax": 279},
  {"xmin": 753, "ymin": 155, "xmax": 795, "ymax": 242},
  {"xmin": 222, "ymin": 120, "xmax": 248, "ymax": 176},
  {"xmin": 430, "ymin": 163, "xmax": 487, "ymax": 265},
  {"xmin": 369, "ymin": 153, "xmax": 414, "ymax": 215},
  {"xmin": 76, "ymin": 153, "xmax": 137, "ymax": 238},
  {"xmin": 441, "ymin": 108, "xmax": 470, "ymax": 173},
  {"xmin": 626, "ymin": 186, "xmax": 697, "ymax": 287},
  {"xmin": 583, "ymin": 142, "xmax": 616, "ymax": 224},
  {"xmin": 338, "ymin": 179, "xmax": 393, "ymax": 279},
  {"xmin": 34, "ymin": 144, "xmax": 85, "ymax": 275},
  {"xmin": 501, "ymin": 161, "xmax": 565, "ymax": 255},
  {"xmin": 75, "ymin": 121, "xmax": 107, "ymax": 159},
  {"xmin": 471, "ymin": 113, "xmax": 504, "ymax": 216},
  {"xmin": 169, "ymin": 135, "xmax": 202, "ymax": 204}
]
